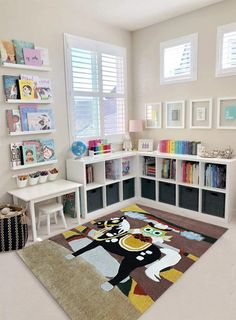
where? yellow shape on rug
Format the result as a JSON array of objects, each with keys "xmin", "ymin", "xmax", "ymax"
[
  {"xmin": 128, "ymin": 279, "xmax": 154, "ymax": 313},
  {"xmin": 120, "ymin": 204, "xmax": 148, "ymax": 214},
  {"xmin": 160, "ymin": 268, "xmax": 182, "ymax": 283}
]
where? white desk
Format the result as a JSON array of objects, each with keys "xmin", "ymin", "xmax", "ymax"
[{"xmin": 8, "ymin": 179, "xmax": 82, "ymax": 242}]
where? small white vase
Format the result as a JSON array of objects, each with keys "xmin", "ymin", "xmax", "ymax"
[
  {"xmin": 48, "ymin": 172, "xmax": 58, "ymax": 181},
  {"xmin": 16, "ymin": 178, "xmax": 28, "ymax": 188}
]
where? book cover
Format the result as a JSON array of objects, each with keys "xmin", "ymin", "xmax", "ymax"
[
  {"xmin": 36, "ymin": 78, "xmax": 52, "ymax": 101},
  {"xmin": 22, "ymin": 144, "xmax": 37, "ymax": 164},
  {"xmin": 11, "ymin": 109, "xmax": 22, "ymax": 132},
  {"xmin": 18, "ymin": 105, "xmax": 38, "ymax": 131},
  {"xmin": 41, "ymin": 139, "xmax": 56, "ymax": 161},
  {"xmin": 27, "ymin": 110, "xmax": 54, "ymax": 131},
  {"xmin": 23, "ymin": 48, "xmax": 42, "ymax": 66},
  {"xmin": 23, "ymin": 139, "xmax": 44, "ymax": 163},
  {"xmin": 12, "ymin": 39, "xmax": 34, "ymax": 64},
  {"xmin": 35, "ymin": 46, "xmax": 50, "ymax": 66},
  {"xmin": 20, "ymin": 74, "xmax": 40, "ymax": 99},
  {"xmin": 10, "ymin": 142, "xmax": 23, "ymax": 167},
  {"xmin": 19, "ymin": 79, "xmax": 34, "ymax": 100},
  {"xmin": 2, "ymin": 75, "xmax": 20, "ymax": 100},
  {"xmin": 0, "ymin": 40, "xmax": 16, "ymax": 63}
]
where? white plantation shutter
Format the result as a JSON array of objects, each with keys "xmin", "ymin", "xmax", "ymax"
[
  {"xmin": 160, "ymin": 33, "xmax": 198, "ymax": 84},
  {"xmin": 216, "ymin": 23, "xmax": 236, "ymax": 76},
  {"xmin": 64, "ymin": 34, "xmax": 127, "ymax": 142}
]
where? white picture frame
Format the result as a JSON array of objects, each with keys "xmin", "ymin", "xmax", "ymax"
[
  {"xmin": 217, "ymin": 97, "xmax": 236, "ymax": 129},
  {"xmin": 138, "ymin": 139, "xmax": 153, "ymax": 152},
  {"xmin": 190, "ymin": 98, "xmax": 212, "ymax": 129},
  {"xmin": 165, "ymin": 100, "xmax": 185, "ymax": 128},
  {"xmin": 145, "ymin": 102, "xmax": 162, "ymax": 128}
]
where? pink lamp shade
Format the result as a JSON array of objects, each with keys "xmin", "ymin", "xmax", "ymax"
[{"xmin": 129, "ymin": 120, "xmax": 143, "ymax": 133}]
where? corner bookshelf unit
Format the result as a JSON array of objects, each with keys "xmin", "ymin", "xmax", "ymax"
[{"xmin": 67, "ymin": 151, "xmax": 236, "ymax": 224}]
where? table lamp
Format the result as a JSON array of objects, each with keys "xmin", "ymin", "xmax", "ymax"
[{"xmin": 129, "ymin": 120, "xmax": 143, "ymax": 150}]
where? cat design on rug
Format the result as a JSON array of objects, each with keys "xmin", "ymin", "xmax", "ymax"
[{"xmin": 65, "ymin": 215, "xmax": 181, "ymax": 291}]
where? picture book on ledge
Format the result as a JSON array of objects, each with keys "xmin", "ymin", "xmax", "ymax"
[
  {"xmin": 2, "ymin": 74, "xmax": 53, "ymax": 102},
  {"xmin": 6, "ymin": 106, "xmax": 55, "ymax": 133},
  {"xmin": 0, "ymin": 39, "xmax": 49, "ymax": 67},
  {"xmin": 9, "ymin": 138, "xmax": 56, "ymax": 168}
]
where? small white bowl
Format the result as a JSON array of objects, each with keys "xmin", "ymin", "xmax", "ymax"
[
  {"xmin": 48, "ymin": 172, "xmax": 58, "ymax": 181},
  {"xmin": 16, "ymin": 177, "xmax": 28, "ymax": 188},
  {"xmin": 39, "ymin": 175, "xmax": 48, "ymax": 184},
  {"xmin": 29, "ymin": 176, "xmax": 39, "ymax": 186}
]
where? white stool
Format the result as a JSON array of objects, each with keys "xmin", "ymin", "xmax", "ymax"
[{"xmin": 37, "ymin": 202, "xmax": 67, "ymax": 235}]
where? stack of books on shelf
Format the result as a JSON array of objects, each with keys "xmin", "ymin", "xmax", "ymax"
[
  {"xmin": 86, "ymin": 164, "xmax": 94, "ymax": 184},
  {"xmin": 181, "ymin": 161, "xmax": 199, "ymax": 185},
  {"xmin": 2, "ymin": 74, "xmax": 52, "ymax": 102},
  {"xmin": 159, "ymin": 140, "xmax": 201, "ymax": 155},
  {"xmin": 105, "ymin": 160, "xmax": 120, "ymax": 180},
  {"xmin": 161, "ymin": 159, "xmax": 176, "ymax": 180},
  {"xmin": 143, "ymin": 157, "xmax": 156, "ymax": 177},
  {"xmin": 122, "ymin": 158, "xmax": 130, "ymax": 176},
  {"xmin": 205, "ymin": 164, "xmax": 226, "ymax": 189},
  {"xmin": 10, "ymin": 138, "xmax": 56, "ymax": 168},
  {"xmin": 0, "ymin": 39, "xmax": 49, "ymax": 67},
  {"xmin": 6, "ymin": 106, "xmax": 55, "ymax": 133}
]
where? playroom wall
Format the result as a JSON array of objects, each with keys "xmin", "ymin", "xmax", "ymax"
[
  {"xmin": 0, "ymin": 0, "xmax": 132, "ymax": 202},
  {"xmin": 131, "ymin": 0, "xmax": 236, "ymax": 150}
]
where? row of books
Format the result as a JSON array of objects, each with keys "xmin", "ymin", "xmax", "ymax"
[
  {"xmin": 86, "ymin": 164, "xmax": 94, "ymax": 184},
  {"xmin": 105, "ymin": 160, "xmax": 120, "ymax": 180},
  {"xmin": 143, "ymin": 157, "xmax": 156, "ymax": 177},
  {"xmin": 159, "ymin": 140, "xmax": 201, "ymax": 155},
  {"xmin": 10, "ymin": 139, "xmax": 56, "ymax": 168},
  {"xmin": 0, "ymin": 39, "xmax": 49, "ymax": 66},
  {"xmin": 3, "ymin": 74, "xmax": 52, "ymax": 102},
  {"xmin": 161, "ymin": 159, "xmax": 176, "ymax": 180},
  {"xmin": 205, "ymin": 164, "xmax": 226, "ymax": 189},
  {"xmin": 6, "ymin": 106, "xmax": 55, "ymax": 133},
  {"xmin": 181, "ymin": 161, "xmax": 199, "ymax": 185}
]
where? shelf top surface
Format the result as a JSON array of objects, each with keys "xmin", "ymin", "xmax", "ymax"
[{"xmin": 67, "ymin": 150, "xmax": 236, "ymax": 164}]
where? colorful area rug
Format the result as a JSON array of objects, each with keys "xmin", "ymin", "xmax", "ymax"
[{"xmin": 18, "ymin": 204, "xmax": 227, "ymax": 320}]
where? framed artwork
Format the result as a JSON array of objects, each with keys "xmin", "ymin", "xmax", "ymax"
[
  {"xmin": 165, "ymin": 100, "xmax": 185, "ymax": 128},
  {"xmin": 138, "ymin": 139, "xmax": 153, "ymax": 152},
  {"xmin": 190, "ymin": 98, "xmax": 212, "ymax": 129},
  {"xmin": 217, "ymin": 97, "xmax": 236, "ymax": 129},
  {"xmin": 145, "ymin": 102, "xmax": 162, "ymax": 128}
]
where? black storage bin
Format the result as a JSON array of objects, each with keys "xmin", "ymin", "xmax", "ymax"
[
  {"xmin": 87, "ymin": 187, "xmax": 103, "ymax": 213},
  {"xmin": 179, "ymin": 185, "xmax": 199, "ymax": 211},
  {"xmin": 123, "ymin": 178, "xmax": 135, "ymax": 200},
  {"xmin": 202, "ymin": 190, "xmax": 225, "ymax": 218},
  {"xmin": 0, "ymin": 205, "xmax": 28, "ymax": 252},
  {"xmin": 141, "ymin": 178, "xmax": 156, "ymax": 200},
  {"xmin": 159, "ymin": 181, "xmax": 176, "ymax": 205},
  {"xmin": 106, "ymin": 183, "xmax": 119, "ymax": 206}
]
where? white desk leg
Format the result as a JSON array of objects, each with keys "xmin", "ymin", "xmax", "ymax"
[
  {"xmin": 29, "ymin": 201, "xmax": 37, "ymax": 242},
  {"xmin": 75, "ymin": 188, "xmax": 80, "ymax": 224},
  {"xmin": 13, "ymin": 196, "xmax": 19, "ymax": 205}
]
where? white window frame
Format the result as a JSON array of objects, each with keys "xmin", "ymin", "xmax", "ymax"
[
  {"xmin": 216, "ymin": 22, "xmax": 236, "ymax": 77},
  {"xmin": 64, "ymin": 33, "xmax": 128, "ymax": 144},
  {"xmin": 160, "ymin": 33, "xmax": 198, "ymax": 85}
]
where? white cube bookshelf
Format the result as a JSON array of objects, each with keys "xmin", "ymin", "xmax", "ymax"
[{"xmin": 66, "ymin": 151, "xmax": 236, "ymax": 224}]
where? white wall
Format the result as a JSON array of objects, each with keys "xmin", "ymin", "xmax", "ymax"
[
  {"xmin": 132, "ymin": 0, "xmax": 236, "ymax": 150},
  {"xmin": 0, "ymin": 0, "xmax": 132, "ymax": 202}
]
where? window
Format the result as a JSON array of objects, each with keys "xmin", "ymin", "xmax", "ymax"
[
  {"xmin": 216, "ymin": 22, "xmax": 236, "ymax": 77},
  {"xmin": 64, "ymin": 34, "xmax": 127, "ymax": 142},
  {"xmin": 160, "ymin": 33, "xmax": 198, "ymax": 85}
]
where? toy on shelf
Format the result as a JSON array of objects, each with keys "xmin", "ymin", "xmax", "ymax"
[
  {"xmin": 88, "ymin": 139, "xmax": 111, "ymax": 156},
  {"xmin": 71, "ymin": 141, "xmax": 87, "ymax": 158}
]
